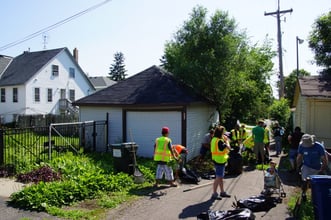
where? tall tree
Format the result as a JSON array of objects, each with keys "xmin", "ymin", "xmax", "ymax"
[
  {"xmin": 162, "ymin": 6, "xmax": 275, "ymax": 125},
  {"xmin": 109, "ymin": 52, "xmax": 127, "ymax": 81},
  {"xmin": 284, "ymin": 69, "xmax": 310, "ymax": 107},
  {"xmin": 308, "ymin": 11, "xmax": 331, "ymax": 76}
]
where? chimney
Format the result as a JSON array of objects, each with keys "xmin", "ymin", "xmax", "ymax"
[{"xmin": 73, "ymin": 48, "xmax": 78, "ymax": 63}]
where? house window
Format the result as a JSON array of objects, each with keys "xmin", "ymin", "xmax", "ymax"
[
  {"xmin": 13, "ymin": 88, "xmax": 18, "ymax": 102},
  {"xmin": 52, "ymin": 65, "xmax": 59, "ymax": 76},
  {"xmin": 60, "ymin": 89, "xmax": 66, "ymax": 99},
  {"xmin": 1, "ymin": 88, "xmax": 5, "ymax": 102},
  {"xmin": 69, "ymin": 67, "xmax": 75, "ymax": 78},
  {"xmin": 47, "ymin": 88, "xmax": 52, "ymax": 102},
  {"xmin": 69, "ymin": 89, "xmax": 75, "ymax": 102},
  {"xmin": 34, "ymin": 88, "xmax": 40, "ymax": 102}
]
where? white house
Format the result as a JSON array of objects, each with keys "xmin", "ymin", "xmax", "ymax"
[
  {"xmin": 0, "ymin": 48, "xmax": 95, "ymax": 124},
  {"xmin": 292, "ymin": 76, "xmax": 331, "ymax": 149},
  {"xmin": 74, "ymin": 66, "xmax": 218, "ymax": 159}
]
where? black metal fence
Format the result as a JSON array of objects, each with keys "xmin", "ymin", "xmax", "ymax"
[{"xmin": 0, "ymin": 120, "xmax": 108, "ymax": 176}]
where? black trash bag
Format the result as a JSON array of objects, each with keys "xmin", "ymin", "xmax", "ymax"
[
  {"xmin": 197, "ymin": 208, "xmax": 255, "ymax": 220},
  {"xmin": 233, "ymin": 195, "xmax": 277, "ymax": 212},
  {"xmin": 179, "ymin": 165, "xmax": 201, "ymax": 184},
  {"xmin": 227, "ymin": 150, "xmax": 243, "ymax": 175}
]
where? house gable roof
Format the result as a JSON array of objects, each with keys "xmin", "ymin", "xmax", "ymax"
[
  {"xmin": 0, "ymin": 48, "xmax": 64, "ymax": 86},
  {"xmin": 0, "ymin": 55, "xmax": 13, "ymax": 77},
  {"xmin": 74, "ymin": 65, "xmax": 210, "ymax": 106},
  {"xmin": 298, "ymin": 76, "xmax": 331, "ymax": 98},
  {"xmin": 89, "ymin": 76, "xmax": 116, "ymax": 90}
]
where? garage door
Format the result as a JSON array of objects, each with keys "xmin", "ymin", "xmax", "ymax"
[{"xmin": 126, "ymin": 111, "xmax": 182, "ymax": 158}]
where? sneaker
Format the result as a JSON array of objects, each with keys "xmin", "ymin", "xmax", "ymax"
[
  {"xmin": 211, "ymin": 192, "xmax": 222, "ymax": 200},
  {"xmin": 220, "ymin": 192, "xmax": 231, "ymax": 198},
  {"xmin": 169, "ymin": 182, "xmax": 178, "ymax": 187}
]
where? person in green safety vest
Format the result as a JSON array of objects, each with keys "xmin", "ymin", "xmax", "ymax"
[{"xmin": 153, "ymin": 126, "xmax": 178, "ymax": 188}]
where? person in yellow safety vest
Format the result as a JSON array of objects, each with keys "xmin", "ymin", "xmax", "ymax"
[
  {"xmin": 153, "ymin": 127, "xmax": 177, "ymax": 187},
  {"xmin": 239, "ymin": 124, "xmax": 248, "ymax": 144},
  {"xmin": 230, "ymin": 124, "xmax": 241, "ymax": 152},
  {"xmin": 243, "ymin": 135, "xmax": 254, "ymax": 150},
  {"xmin": 211, "ymin": 126, "xmax": 232, "ymax": 199}
]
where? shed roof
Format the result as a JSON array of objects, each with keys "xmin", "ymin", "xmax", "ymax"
[
  {"xmin": 74, "ymin": 65, "xmax": 210, "ymax": 106},
  {"xmin": 299, "ymin": 75, "xmax": 331, "ymax": 98}
]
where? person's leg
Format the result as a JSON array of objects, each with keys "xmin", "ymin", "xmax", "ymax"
[
  {"xmin": 218, "ymin": 164, "xmax": 230, "ymax": 197},
  {"xmin": 164, "ymin": 164, "xmax": 177, "ymax": 187},
  {"xmin": 275, "ymin": 137, "xmax": 282, "ymax": 155},
  {"xmin": 300, "ymin": 165, "xmax": 319, "ymax": 201},
  {"xmin": 212, "ymin": 164, "xmax": 222, "ymax": 199},
  {"xmin": 289, "ymin": 149, "xmax": 297, "ymax": 172},
  {"xmin": 260, "ymin": 143, "xmax": 265, "ymax": 164},
  {"xmin": 254, "ymin": 143, "xmax": 259, "ymax": 164},
  {"xmin": 155, "ymin": 164, "xmax": 165, "ymax": 186}
]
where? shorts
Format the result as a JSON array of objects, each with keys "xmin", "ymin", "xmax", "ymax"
[
  {"xmin": 289, "ymin": 149, "xmax": 298, "ymax": 162},
  {"xmin": 301, "ymin": 164, "xmax": 319, "ymax": 181},
  {"xmin": 155, "ymin": 164, "xmax": 174, "ymax": 181},
  {"xmin": 214, "ymin": 163, "xmax": 226, "ymax": 178}
]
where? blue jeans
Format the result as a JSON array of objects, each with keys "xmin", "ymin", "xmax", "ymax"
[{"xmin": 274, "ymin": 136, "xmax": 282, "ymax": 155}]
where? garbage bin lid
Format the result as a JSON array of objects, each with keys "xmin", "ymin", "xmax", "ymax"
[{"xmin": 310, "ymin": 175, "xmax": 331, "ymax": 183}]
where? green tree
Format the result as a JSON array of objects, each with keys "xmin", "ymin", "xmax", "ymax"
[
  {"xmin": 308, "ymin": 11, "xmax": 331, "ymax": 76},
  {"xmin": 269, "ymin": 98, "xmax": 291, "ymax": 127},
  {"xmin": 284, "ymin": 69, "xmax": 310, "ymax": 107},
  {"xmin": 109, "ymin": 52, "xmax": 127, "ymax": 81},
  {"xmin": 162, "ymin": 6, "xmax": 275, "ymax": 125}
]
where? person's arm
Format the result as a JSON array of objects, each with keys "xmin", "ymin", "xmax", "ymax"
[
  {"xmin": 296, "ymin": 153, "xmax": 303, "ymax": 170},
  {"xmin": 168, "ymin": 141, "xmax": 179, "ymax": 160},
  {"xmin": 320, "ymin": 155, "xmax": 327, "ymax": 173}
]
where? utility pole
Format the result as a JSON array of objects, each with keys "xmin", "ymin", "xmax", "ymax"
[{"xmin": 265, "ymin": 0, "xmax": 292, "ymax": 99}]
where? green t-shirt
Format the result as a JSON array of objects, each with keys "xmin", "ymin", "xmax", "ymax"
[{"xmin": 252, "ymin": 126, "xmax": 264, "ymax": 143}]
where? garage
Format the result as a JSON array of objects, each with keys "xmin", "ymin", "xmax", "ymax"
[{"xmin": 125, "ymin": 110, "xmax": 183, "ymax": 158}]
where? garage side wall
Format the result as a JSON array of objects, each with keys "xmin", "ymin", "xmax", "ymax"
[
  {"xmin": 186, "ymin": 104, "xmax": 218, "ymax": 160},
  {"xmin": 79, "ymin": 106, "xmax": 123, "ymax": 146}
]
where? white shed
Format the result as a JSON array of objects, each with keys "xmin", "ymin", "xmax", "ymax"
[{"xmin": 293, "ymin": 76, "xmax": 331, "ymax": 149}]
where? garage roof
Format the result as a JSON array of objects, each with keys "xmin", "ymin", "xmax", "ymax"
[
  {"xmin": 299, "ymin": 76, "xmax": 331, "ymax": 98},
  {"xmin": 74, "ymin": 65, "xmax": 210, "ymax": 106}
]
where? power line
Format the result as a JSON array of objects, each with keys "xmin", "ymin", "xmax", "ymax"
[{"xmin": 0, "ymin": 0, "xmax": 112, "ymax": 52}]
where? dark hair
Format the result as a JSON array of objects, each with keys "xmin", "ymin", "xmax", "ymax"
[
  {"xmin": 294, "ymin": 126, "xmax": 301, "ymax": 132},
  {"xmin": 214, "ymin": 126, "xmax": 225, "ymax": 138}
]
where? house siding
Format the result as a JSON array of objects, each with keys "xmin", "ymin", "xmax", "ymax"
[
  {"xmin": 24, "ymin": 52, "xmax": 91, "ymax": 115},
  {"xmin": 0, "ymin": 48, "xmax": 94, "ymax": 123},
  {"xmin": 0, "ymin": 85, "xmax": 26, "ymax": 123}
]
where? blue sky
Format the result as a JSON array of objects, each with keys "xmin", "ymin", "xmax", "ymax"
[{"xmin": 1, "ymin": 0, "xmax": 330, "ymax": 89}]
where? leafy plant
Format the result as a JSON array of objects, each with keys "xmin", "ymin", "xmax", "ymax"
[{"xmin": 16, "ymin": 165, "xmax": 61, "ymax": 184}]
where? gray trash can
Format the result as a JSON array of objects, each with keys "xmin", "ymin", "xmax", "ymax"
[
  {"xmin": 111, "ymin": 142, "xmax": 138, "ymax": 174},
  {"xmin": 310, "ymin": 175, "xmax": 331, "ymax": 220}
]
